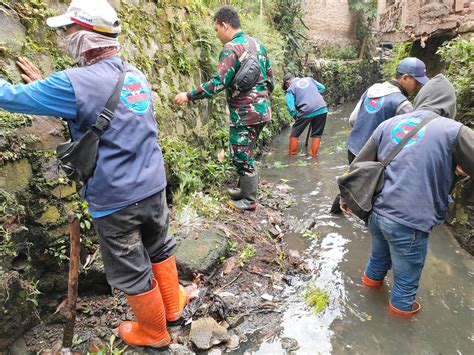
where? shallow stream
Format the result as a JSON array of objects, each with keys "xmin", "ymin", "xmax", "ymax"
[{"xmin": 251, "ymin": 104, "xmax": 473, "ymax": 354}]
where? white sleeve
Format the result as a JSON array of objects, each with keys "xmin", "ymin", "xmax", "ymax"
[{"xmin": 349, "ymin": 99, "xmax": 362, "ymax": 127}]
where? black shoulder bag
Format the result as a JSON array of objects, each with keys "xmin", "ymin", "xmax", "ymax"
[
  {"xmin": 232, "ymin": 37, "xmax": 261, "ymax": 92},
  {"xmin": 337, "ymin": 114, "xmax": 437, "ymax": 223},
  {"xmin": 56, "ymin": 64, "xmax": 127, "ymax": 183}
]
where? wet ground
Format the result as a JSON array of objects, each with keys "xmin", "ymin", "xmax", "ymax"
[
  {"xmin": 19, "ymin": 104, "xmax": 473, "ymax": 354},
  {"xmin": 250, "ymin": 104, "xmax": 473, "ymax": 355}
]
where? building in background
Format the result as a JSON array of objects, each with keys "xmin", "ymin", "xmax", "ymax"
[
  {"xmin": 376, "ymin": 0, "xmax": 473, "ymax": 73},
  {"xmin": 304, "ymin": 0, "xmax": 358, "ymax": 48},
  {"xmin": 377, "ymin": 0, "xmax": 473, "ymax": 42}
]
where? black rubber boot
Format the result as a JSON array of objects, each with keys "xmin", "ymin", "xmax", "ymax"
[
  {"xmin": 227, "ymin": 176, "xmax": 242, "ymax": 200},
  {"xmin": 226, "ymin": 173, "xmax": 258, "ymax": 211},
  {"xmin": 330, "ymin": 194, "xmax": 343, "ymax": 214}
]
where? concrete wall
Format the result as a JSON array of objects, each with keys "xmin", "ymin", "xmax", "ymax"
[
  {"xmin": 377, "ymin": 0, "xmax": 474, "ymax": 41},
  {"xmin": 303, "ymin": 0, "xmax": 358, "ymax": 47}
]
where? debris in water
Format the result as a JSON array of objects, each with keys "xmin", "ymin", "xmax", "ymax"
[
  {"xmin": 343, "ymin": 299, "xmax": 372, "ymax": 322},
  {"xmin": 295, "ymin": 160, "xmax": 309, "ymax": 167},
  {"xmin": 302, "ymin": 229, "xmax": 321, "ymax": 240},
  {"xmin": 261, "ymin": 293, "xmax": 274, "ymax": 301},
  {"xmin": 272, "ymin": 161, "xmax": 289, "ymax": 169},
  {"xmin": 304, "ymin": 286, "xmax": 329, "ymax": 314}
]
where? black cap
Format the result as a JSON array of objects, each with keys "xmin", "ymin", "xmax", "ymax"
[{"xmin": 282, "ymin": 74, "xmax": 295, "ymax": 90}]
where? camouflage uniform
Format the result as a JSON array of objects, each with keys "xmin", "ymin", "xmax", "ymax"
[{"xmin": 188, "ymin": 31, "xmax": 274, "ymax": 174}]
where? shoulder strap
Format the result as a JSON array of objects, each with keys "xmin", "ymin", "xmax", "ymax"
[
  {"xmin": 93, "ymin": 62, "xmax": 127, "ymax": 134},
  {"xmin": 239, "ymin": 36, "xmax": 258, "ymax": 61},
  {"xmin": 381, "ymin": 112, "xmax": 438, "ymax": 167}
]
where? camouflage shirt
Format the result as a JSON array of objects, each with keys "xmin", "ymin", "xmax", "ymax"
[{"xmin": 188, "ymin": 31, "xmax": 274, "ymax": 126}]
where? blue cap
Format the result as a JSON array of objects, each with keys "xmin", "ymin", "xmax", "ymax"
[{"xmin": 396, "ymin": 57, "xmax": 429, "ymax": 85}]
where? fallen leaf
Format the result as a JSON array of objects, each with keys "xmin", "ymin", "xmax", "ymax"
[{"xmin": 223, "ymin": 257, "xmax": 236, "ymax": 275}]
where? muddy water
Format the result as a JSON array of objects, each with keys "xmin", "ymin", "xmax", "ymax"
[{"xmin": 253, "ymin": 104, "xmax": 473, "ymax": 354}]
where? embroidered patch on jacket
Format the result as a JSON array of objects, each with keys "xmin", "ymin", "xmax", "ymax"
[
  {"xmin": 120, "ymin": 73, "xmax": 151, "ymax": 115},
  {"xmin": 296, "ymin": 78, "xmax": 310, "ymax": 89},
  {"xmin": 391, "ymin": 117, "xmax": 426, "ymax": 147},
  {"xmin": 363, "ymin": 96, "xmax": 384, "ymax": 114}
]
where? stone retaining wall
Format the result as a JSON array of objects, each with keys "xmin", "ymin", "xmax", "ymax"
[{"xmin": 0, "ymin": 0, "xmax": 287, "ymax": 348}]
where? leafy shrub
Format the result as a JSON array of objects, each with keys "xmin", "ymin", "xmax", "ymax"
[
  {"xmin": 437, "ymin": 36, "xmax": 473, "ymax": 127},
  {"xmin": 308, "ymin": 59, "xmax": 381, "ymax": 105},
  {"xmin": 381, "ymin": 41, "xmax": 412, "ymax": 80},
  {"xmin": 319, "ymin": 46, "xmax": 358, "ymax": 60}
]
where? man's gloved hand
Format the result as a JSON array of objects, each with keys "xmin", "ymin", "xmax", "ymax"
[{"xmin": 16, "ymin": 57, "xmax": 43, "ymax": 83}]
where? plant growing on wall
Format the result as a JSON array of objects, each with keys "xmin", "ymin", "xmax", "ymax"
[
  {"xmin": 271, "ymin": 0, "xmax": 308, "ymax": 74},
  {"xmin": 348, "ymin": 0, "xmax": 377, "ymax": 59},
  {"xmin": 437, "ymin": 36, "xmax": 473, "ymax": 128},
  {"xmin": 381, "ymin": 41, "xmax": 412, "ymax": 80}
]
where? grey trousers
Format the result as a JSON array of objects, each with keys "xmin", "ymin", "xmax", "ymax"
[{"xmin": 93, "ymin": 189, "xmax": 176, "ymax": 295}]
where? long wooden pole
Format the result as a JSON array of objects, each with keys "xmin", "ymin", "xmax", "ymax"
[
  {"xmin": 61, "ymin": 212, "xmax": 81, "ymax": 350},
  {"xmin": 305, "ymin": 122, "xmax": 312, "ymax": 147}
]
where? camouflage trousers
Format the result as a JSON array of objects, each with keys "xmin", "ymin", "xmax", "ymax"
[{"xmin": 229, "ymin": 123, "xmax": 266, "ymax": 175}]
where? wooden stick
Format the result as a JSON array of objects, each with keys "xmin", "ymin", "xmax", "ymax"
[
  {"xmin": 305, "ymin": 122, "xmax": 312, "ymax": 147},
  {"xmin": 61, "ymin": 212, "xmax": 81, "ymax": 350}
]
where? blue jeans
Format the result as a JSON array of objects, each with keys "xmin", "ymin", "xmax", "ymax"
[{"xmin": 365, "ymin": 212, "xmax": 429, "ymax": 311}]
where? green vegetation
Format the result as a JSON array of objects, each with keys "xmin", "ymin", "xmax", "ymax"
[
  {"xmin": 436, "ymin": 36, "xmax": 473, "ymax": 232},
  {"xmin": 227, "ymin": 239, "xmax": 238, "ymax": 252},
  {"xmin": 238, "ymin": 244, "xmax": 257, "ymax": 266},
  {"xmin": 348, "ymin": 0, "xmax": 377, "ymax": 59},
  {"xmin": 271, "ymin": 0, "xmax": 308, "ymax": 73},
  {"xmin": 304, "ymin": 286, "xmax": 329, "ymax": 314},
  {"xmin": 319, "ymin": 45, "xmax": 358, "ymax": 60},
  {"xmin": 381, "ymin": 41, "xmax": 412, "ymax": 80},
  {"xmin": 93, "ymin": 334, "xmax": 128, "ymax": 355},
  {"xmin": 309, "ymin": 59, "xmax": 381, "ymax": 105},
  {"xmin": 161, "ymin": 136, "xmax": 235, "ymax": 203},
  {"xmin": 18, "ymin": 279, "xmax": 41, "ymax": 308},
  {"xmin": 302, "ymin": 229, "xmax": 321, "ymax": 240},
  {"xmin": 437, "ymin": 36, "xmax": 473, "ymax": 127}
]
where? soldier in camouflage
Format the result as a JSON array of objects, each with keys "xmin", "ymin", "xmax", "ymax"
[{"xmin": 175, "ymin": 5, "xmax": 274, "ymax": 211}]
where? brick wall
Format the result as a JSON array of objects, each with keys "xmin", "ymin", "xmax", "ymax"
[
  {"xmin": 377, "ymin": 0, "xmax": 474, "ymax": 41},
  {"xmin": 303, "ymin": 0, "xmax": 358, "ymax": 47}
]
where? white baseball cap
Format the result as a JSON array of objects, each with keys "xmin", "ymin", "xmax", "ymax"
[{"xmin": 46, "ymin": 0, "xmax": 121, "ymax": 34}]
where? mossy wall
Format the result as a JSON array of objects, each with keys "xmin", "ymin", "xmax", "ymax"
[
  {"xmin": 307, "ymin": 58, "xmax": 382, "ymax": 105},
  {"xmin": 0, "ymin": 0, "xmax": 290, "ymax": 347}
]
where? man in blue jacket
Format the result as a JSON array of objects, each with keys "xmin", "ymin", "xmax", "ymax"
[
  {"xmin": 282, "ymin": 75, "xmax": 328, "ymax": 157},
  {"xmin": 342, "ymin": 74, "xmax": 474, "ymax": 315},
  {"xmin": 332, "ymin": 57, "xmax": 429, "ymax": 215},
  {"xmin": 0, "ymin": 0, "xmax": 186, "ymax": 348},
  {"xmin": 347, "ymin": 57, "xmax": 428, "ymax": 163}
]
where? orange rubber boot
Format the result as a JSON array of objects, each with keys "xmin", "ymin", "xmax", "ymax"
[
  {"xmin": 119, "ymin": 280, "xmax": 171, "ymax": 348},
  {"xmin": 309, "ymin": 137, "xmax": 321, "ymax": 157},
  {"xmin": 389, "ymin": 301, "xmax": 421, "ymax": 316},
  {"xmin": 362, "ymin": 273, "xmax": 384, "ymax": 287},
  {"xmin": 152, "ymin": 255, "xmax": 189, "ymax": 325},
  {"xmin": 289, "ymin": 136, "xmax": 299, "ymax": 155}
]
